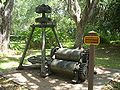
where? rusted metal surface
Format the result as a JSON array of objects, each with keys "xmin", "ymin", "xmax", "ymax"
[
  {"xmin": 50, "ymin": 48, "xmax": 89, "ymax": 83},
  {"xmin": 50, "ymin": 59, "xmax": 77, "ymax": 73},
  {"xmin": 55, "ymin": 48, "xmax": 83, "ymax": 62}
]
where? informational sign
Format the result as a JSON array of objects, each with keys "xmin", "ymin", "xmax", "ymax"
[
  {"xmin": 84, "ymin": 36, "xmax": 100, "ymax": 45},
  {"xmin": 84, "ymin": 31, "xmax": 100, "ymax": 90}
]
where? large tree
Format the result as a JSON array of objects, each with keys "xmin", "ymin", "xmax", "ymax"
[
  {"xmin": 66, "ymin": 0, "xmax": 99, "ymax": 48},
  {"xmin": 0, "ymin": 0, "xmax": 14, "ymax": 52}
]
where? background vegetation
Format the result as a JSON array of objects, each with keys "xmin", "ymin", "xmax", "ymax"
[
  {"xmin": 10, "ymin": 0, "xmax": 120, "ymax": 50},
  {"xmin": 0, "ymin": 0, "xmax": 119, "ymax": 89}
]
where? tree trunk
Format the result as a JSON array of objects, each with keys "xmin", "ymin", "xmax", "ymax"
[
  {"xmin": 0, "ymin": 0, "xmax": 14, "ymax": 52},
  {"xmin": 66, "ymin": 0, "xmax": 99, "ymax": 48},
  {"xmin": 74, "ymin": 21, "xmax": 83, "ymax": 48},
  {"xmin": 0, "ymin": 17, "xmax": 11, "ymax": 51}
]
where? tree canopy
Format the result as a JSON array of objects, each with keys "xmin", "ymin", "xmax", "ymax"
[{"xmin": 0, "ymin": 0, "xmax": 119, "ymax": 51}]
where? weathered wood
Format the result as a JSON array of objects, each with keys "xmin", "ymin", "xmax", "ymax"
[
  {"xmin": 17, "ymin": 26, "xmax": 35, "ymax": 69},
  {"xmin": 52, "ymin": 27, "xmax": 62, "ymax": 48}
]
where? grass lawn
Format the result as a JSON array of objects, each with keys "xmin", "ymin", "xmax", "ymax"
[
  {"xmin": 95, "ymin": 44, "xmax": 120, "ymax": 69},
  {"xmin": 0, "ymin": 44, "xmax": 120, "ymax": 71}
]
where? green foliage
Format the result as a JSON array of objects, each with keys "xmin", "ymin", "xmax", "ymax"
[
  {"xmin": 99, "ymin": 0, "xmax": 120, "ymax": 42},
  {"xmin": 10, "ymin": 0, "xmax": 120, "ymax": 50},
  {"xmin": 10, "ymin": 42, "xmax": 22, "ymax": 50},
  {"xmin": 11, "ymin": 0, "xmax": 76, "ymax": 49},
  {"xmin": 29, "ymin": 27, "xmax": 42, "ymax": 49},
  {"xmin": 104, "ymin": 0, "xmax": 120, "ymax": 31},
  {"xmin": 85, "ymin": 0, "xmax": 120, "ymax": 44},
  {"xmin": 49, "ymin": 0, "xmax": 76, "ymax": 42},
  {"xmin": 12, "ymin": 0, "xmax": 42, "ymax": 33}
]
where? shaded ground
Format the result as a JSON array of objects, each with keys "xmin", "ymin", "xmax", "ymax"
[
  {"xmin": 0, "ymin": 66, "xmax": 119, "ymax": 90},
  {"xmin": 0, "ymin": 45, "xmax": 120, "ymax": 90},
  {"xmin": 0, "ymin": 75, "xmax": 27, "ymax": 90}
]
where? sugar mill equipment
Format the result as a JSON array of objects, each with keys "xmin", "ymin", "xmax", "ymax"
[{"xmin": 17, "ymin": 4, "xmax": 89, "ymax": 83}]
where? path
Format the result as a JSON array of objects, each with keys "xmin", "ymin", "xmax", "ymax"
[{"xmin": 1, "ymin": 67, "xmax": 120, "ymax": 90}]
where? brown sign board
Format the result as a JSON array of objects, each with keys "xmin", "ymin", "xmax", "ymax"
[{"xmin": 84, "ymin": 36, "xmax": 100, "ymax": 45}]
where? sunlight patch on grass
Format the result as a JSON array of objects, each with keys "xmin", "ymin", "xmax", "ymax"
[
  {"xmin": 95, "ymin": 57, "xmax": 120, "ymax": 69},
  {"xmin": 0, "ymin": 61, "xmax": 19, "ymax": 70},
  {"xmin": 96, "ymin": 57, "xmax": 110, "ymax": 60},
  {"xmin": 1, "ymin": 57, "xmax": 9, "ymax": 61},
  {"xmin": 95, "ymin": 45, "xmax": 120, "ymax": 69}
]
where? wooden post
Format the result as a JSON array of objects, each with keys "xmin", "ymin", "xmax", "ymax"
[
  {"xmin": 88, "ymin": 31, "xmax": 99, "ymax": 90},
  {"xmin": 88, "ymin": 45, "xmax": 95, "ymax": 90},
  {"xmin": 52, "ymin": 27, "xmax": 62, "ymax": 48},
  {"xmin": 41, "ymin": 27, "xmax": 46, "ymax": 77},
  {"xmin": 84, "ymin": 31, "xmax": 100, "ymax": 90},
  {"xmin": 17, "ymin": 26, "xmax": 35, "ymax": 69}
]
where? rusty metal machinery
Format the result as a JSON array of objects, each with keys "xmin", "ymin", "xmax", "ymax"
[
  {"xmin": 50, "ymin": 48, "xmax": 89, "ymax": 83},
  {"xmin": 17, "ymin": 4, "xmax": 89, "ymax": 83},
  {"xmin": 17, "ymin": 4, "xmax": 62, "ymax": 77}
]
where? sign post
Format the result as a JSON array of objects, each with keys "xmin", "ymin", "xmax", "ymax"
[{"xmin": 84, "ymin": 31, "xmax": 100, "ymax": 90}]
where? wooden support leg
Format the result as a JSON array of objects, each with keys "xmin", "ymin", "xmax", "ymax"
[
  {"xmin": 40, "ymin": 28, "xmax": 47, "ymax": 77},
  {"xmin": 17, "ymin": 26, "xmax": 35, "ymax": 69},
  {"xmin": 52, "ymin": 27, "xmax": 62, "ymax": 48}
]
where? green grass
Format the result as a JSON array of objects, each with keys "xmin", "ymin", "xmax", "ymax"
[
  {"xmin": 0, "ymin": 55, "xmax": 20, "ymax": 72},
  {"xmin": 0, "ymin": 52, "xmax": 29, "ymax": 72},
  {"xmin": 0, "ymin": 49, "xmax": 51, "ymax": 72},
  {"xmin": 0, "ymin": 43, "xmax": 120, "ymax": 72},
  {"xmin": 95, "ymin": 44, "xmax": 120, "ymax": 69}
]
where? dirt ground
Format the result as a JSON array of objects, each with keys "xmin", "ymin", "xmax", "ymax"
[{"xmin": 0, "ymin": 66, "xmax": 120, "ymax": 90}]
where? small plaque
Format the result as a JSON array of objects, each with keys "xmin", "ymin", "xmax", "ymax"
[{"xmin": 84, "ymin": 36, "xmax": 100, "ymax": 45}]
